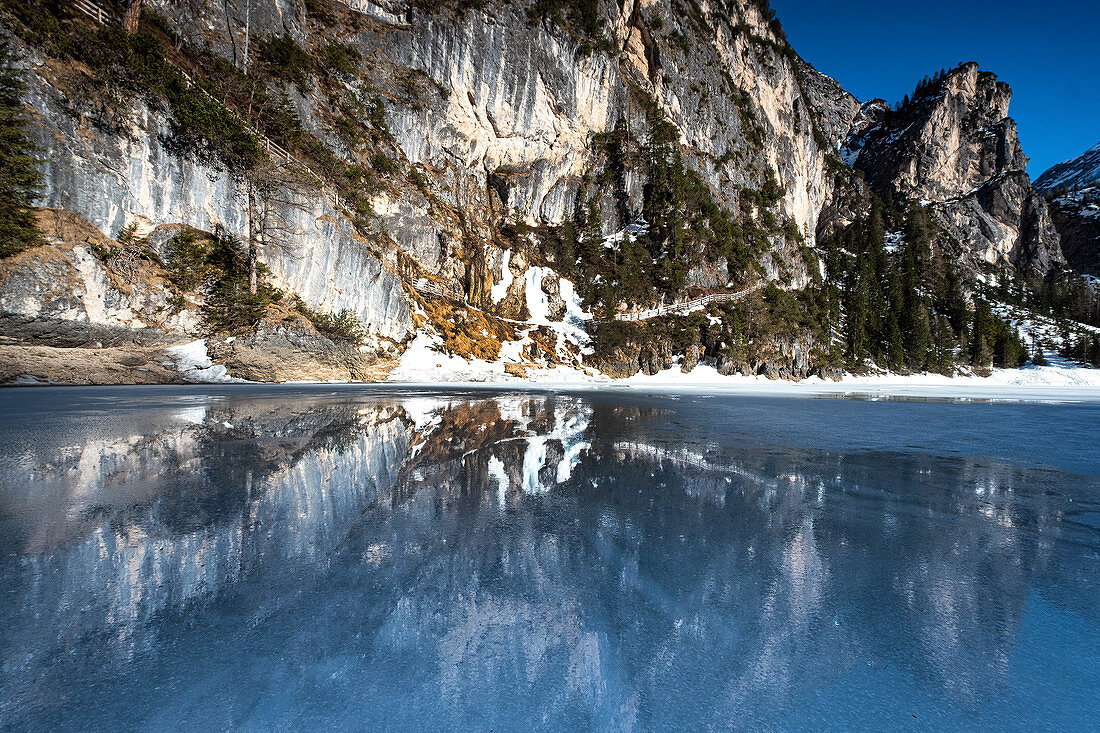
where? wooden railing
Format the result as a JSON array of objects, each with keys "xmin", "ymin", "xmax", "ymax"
[
  {"xmin": 615, "ymin": 281, "xmax": 767, "ymax": 322},
  {"xmin": 71, "ymin": 0, "xmax": 109, "ymax": 24},
  {"xmin": 176, "ymin": 70, "xmax": 343, "ymax": 210},
  {"xmin": 413, "ymin": 278, "xmax": 463, "ymax": 301}
]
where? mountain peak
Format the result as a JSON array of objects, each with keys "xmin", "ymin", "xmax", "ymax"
[
  {"xmin": 1035, "ymin": 142, "xmax": 1100, "ymax": 192},
  {"xmin": 849, "ymin": 63, "xmax": 1023, "ymax": 201},
  {"xmin": 840, "ymin": 62, "xmax": 1061, "ymax": 272}
]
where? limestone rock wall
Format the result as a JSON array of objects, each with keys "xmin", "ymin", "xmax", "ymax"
[
  {"xmin": 21, "ymin": 44, "xmax": 414, "ymax": 342},
  {"xmin": 847, "ymin": 63, "xmax": 1063, "ymax": 271}
]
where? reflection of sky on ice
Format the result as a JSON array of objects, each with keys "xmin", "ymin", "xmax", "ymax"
[{"xmin": 0, "ymin": 387, "xmax": 1098, "ymax": 730}]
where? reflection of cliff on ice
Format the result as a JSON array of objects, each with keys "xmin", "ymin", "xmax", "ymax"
[
  {"xmin": 403, "ymin": 394, "xmax": 592, "ymax": 500},
  {"xmin": 6, "ymin": 405, "xmax": 412, "ymax": 662},
  {"xmin": 1, "ymin": 393, "xmax": 1081, "ymax": 728},
  {"xmin": 612, "ymin": 440, "xmax": 818, "ymax": 506}
]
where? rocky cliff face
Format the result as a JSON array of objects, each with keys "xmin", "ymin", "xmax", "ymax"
[
  {"xmin": 1036, "ymin": 144, "xmax": 1100, "ymax": 278},
  {"xmin": 0, "ymin": 210, "xmax": 197, "ymax": 347},
  {"xmin": 3, "ymin": 0, "xmax": 860, "ymax": 381},
  {"xmin": 846, "ymin": 63, "xmax": 1063, "ymax": 273},
  {"xmin": 0, "ymin": 208, "xmax": 391, "ymax": 383},
  {"xmin": 22, "ymin": 47, "xmax": 414, "ymax": 343},
  {"xmin": 0, "ymin": 2, "xmax": 1085, "ymax": 383},
  {"xmin": 198, "ymin": 0, "xmax": 852, "ymax": 285},
  {"xmin": 1046, "ymin": 187, "xmax": 1100, "ymax": 276}
]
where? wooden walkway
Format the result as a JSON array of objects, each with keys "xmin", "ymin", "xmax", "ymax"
[
  {"xmin": 615, "ymin": 281, "xmax": 767, "ymax": 322},
  {"xmin": 413, "ymin": 278, "xmax": 463, "ymax": 301}
]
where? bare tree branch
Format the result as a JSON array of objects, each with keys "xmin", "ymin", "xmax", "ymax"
[{"xmin": 244, "ymin": 161, "xmax": 315, "ymax": 293}]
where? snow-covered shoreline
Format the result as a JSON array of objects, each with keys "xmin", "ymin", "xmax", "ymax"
[
  {"xmin": 380, "ymin": 329, "xmax": 1100, "ymax": 400},
  {"xmin": 612, "ymin": 364, "xmax": 1100, "ymax": 400},
  {"xmin": 379, "ymin": 368, "xmax": 1100, "ymax": 401},
  {"xmin": 10, "ymin": 364, "xmax": 1100, "ymax": 401},
  {"xmin": 8, "ymin": 337, "xmax": 1100, "ymax": 402}
]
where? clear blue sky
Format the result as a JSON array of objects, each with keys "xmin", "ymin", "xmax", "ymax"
[{"xmin": 769, "ymin": 0, "xmax": 1100, "ymax": 176}]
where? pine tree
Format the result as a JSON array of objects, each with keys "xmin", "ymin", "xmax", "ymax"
[
  {"xmin": 932, "ymin": 315, "xmax": 956, "ymax": 374},
  {"xmin": 903, "ymin": 204, "xmax": 936, "ymax": 289},
  {"xmin": 941, "ymin": 264, "xmax": 968, "ymax": 334},
  {"xmin": 903, "ymin": 300, "xmax": 932, "ymax": 371},
  {"xmin": 558, "ymin": 219, "xmax": 577, "ymax": 273},
  {"xmin": 844, "ymin": 258, "xmax": 871, "ymax": 364},
  {"xmin": 992, "ymin": 324, "xmax": 1026, "ymax": 368},
  {"xmin": 868, "ymin": 197, "xmax": 886, "ymax": 248},
  {"xmin": 886, "ymin": 313, "xmax": 905, "ymax": 372},
  {"xmin": 893, "ymin": 236, "xmax": 926, "ymax": 369},
  {"xmin": 576, "ymin": 194, "xmax": 602, "ymax": 269},
  {"xmin": 0, "ymin": 42, "xmax": 43, "ymax": 258},
  {"xmin": 618, "ymin": 233, "xmax": 649, "ymax": 305},
  {"xmin": 969, "ymin": 299, "xmax": 994, "ymax": 369}
]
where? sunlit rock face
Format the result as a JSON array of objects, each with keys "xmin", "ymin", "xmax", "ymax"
[
  {"xmin": 171, "ymin": 0, "xmax": 852, "ymax": 246},
  {"xmin": 6, "ymin": 1, "xmax": 1083, "ymax": 379},
  {"xmin": 16, "ymin": 0, "xmax": 858, "ymax": 351},
  {"xmin": 0, "ymin": 210, "xmax": 203, "ymax": 346},
  {"xmin": 854, "ymin": 64, "xmax": 1020, "ymax": 201},
  {"xmin": 21, "ymin": 55, "xmax": 412, "ymax": 342},
  {"xmin": 848, "ymin": 63, "xmax": 1063, "ymax": 272}
]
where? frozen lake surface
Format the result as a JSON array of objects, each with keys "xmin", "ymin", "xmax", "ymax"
[{"xmin": 1, "ymin": 386, "xmax": 1098, "ymax": 730}]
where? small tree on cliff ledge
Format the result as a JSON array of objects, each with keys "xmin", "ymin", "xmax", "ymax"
[
  {"xmin": 244, "ymin": 160, "xmax": 309, "ymax": 294},
  {"xmin": 0, "ymin": 42, "xmax": 43, "ymax": 258}
]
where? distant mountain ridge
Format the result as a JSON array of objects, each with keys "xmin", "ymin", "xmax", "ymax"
[{"xmin": 1035, "ymin": 142, "xmax": 1100, "ymax": 191}]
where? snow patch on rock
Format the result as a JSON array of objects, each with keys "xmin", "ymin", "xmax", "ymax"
[
  {"xmin": 163, "ymin": 341, "xmax": 243, "ymax": 383},
  {"xmin": 490, "ymin": 250, "xmax": 514, "ymax": 304}
]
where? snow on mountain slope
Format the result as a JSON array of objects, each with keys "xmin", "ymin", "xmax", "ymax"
[
  {"xmin": 1046, "ymin": 185, "xmax": 1100, "ymax": 275},
  {"xmin": 838, "ymin": 100, "xmax": 888, "ymax": 167},
  {"xmin": 1035, "ymin": 142, "xmax": 1100, "ymax": 191}
]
